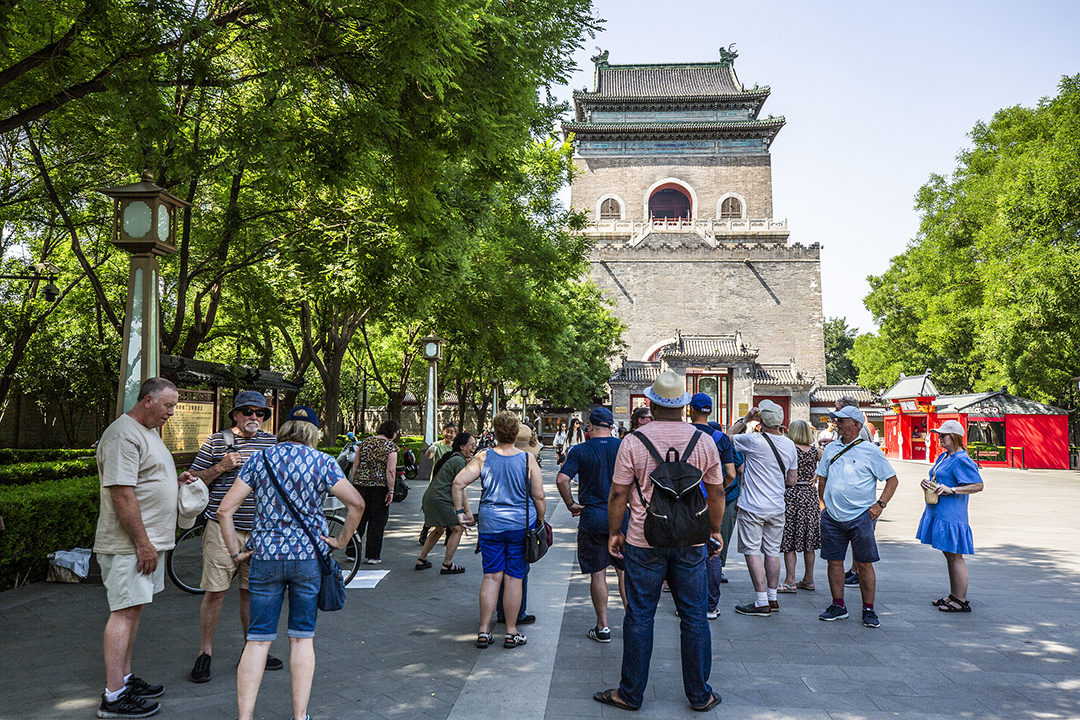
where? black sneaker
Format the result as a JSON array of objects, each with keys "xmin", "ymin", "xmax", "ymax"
[
  {"xmin": 189, "ymin": 653, "xmax": 211, "ymax": 683},
  {"xmin": 844, "ymin": 570, "xmax": 860, "ymax": 587},
  {"xmin": 266, "ymin": 654, "xmax": 284, "ymax": 671},
  {"xmin": 734, "ymin": 602, "xmax": 771, "ymax": 617},
  {"xmin": 124, "ymin": 677, "xmax": 163, "ymax": 699},
  {"xmin": 862, "ymin": 608, "xmax": 880, "ymax": 628},
  {"xmin": 587, "ymin": 626, "xmax": 612, "ymax": 643},
  {"xmin": 819, "ymin": 603, "xmax": 849, "ymax": 621},
  {"xmin": 97, "ymin": 690, "xmax": 160, "ymax": 718}
]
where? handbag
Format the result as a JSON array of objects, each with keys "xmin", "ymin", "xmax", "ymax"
[
  {"xmin": 924, "ymin": 454, "xmax": 945, "ymax": 505},
  {"xmin": 522, "ymin": 458, "xmax": 551, "ymax": 563},
  {"xmin": 261, "ymin": 455, "xmax": 347, "ymax": 611}
]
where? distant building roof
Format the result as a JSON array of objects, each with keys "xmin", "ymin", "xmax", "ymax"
[
  {"xmin": 882, "ymin": 371, "xmax": 939, "ymax": 401},
  {"xmin": 609, "ymin": 360, "xmax": 661, "ymax": 386},
  {"xmin": 935, "ymin": 391, "xmax": 1068, "ymax": 416},
  {"xmin": 811, "ymin": 385, "xmax": 877, "ymax": 405},
  {"xmin": 754, "ymin": 365, "xmax": 811, "ymax": 387},
  {"xmin": 590, "ymin": 62, "xmax": 745, "ymax": 98},
  {"xmin": 649, "ymin": 333, "xmax": 758, "ymax": 362}
]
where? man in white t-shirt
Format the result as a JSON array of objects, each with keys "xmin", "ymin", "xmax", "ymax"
[{"xmin": 728, "ymin": 400, "xmax": 798, "ymax": 617}]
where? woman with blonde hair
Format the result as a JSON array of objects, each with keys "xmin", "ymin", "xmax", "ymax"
[
  {"xmin": 918, "ymin": 421, "xmax": 984, "ymax": 612},
  {"xmin": 778, "ymin": 419, "xmax": 822, "ymax": 592},
  {"xmin": 453, "ymin": 412, "xmax": 545, "ymax": 649}
]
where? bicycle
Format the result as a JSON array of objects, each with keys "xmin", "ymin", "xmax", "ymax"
[{"xmin": 166, "ymin": 506, "xmax": 363, "ymax": 594}]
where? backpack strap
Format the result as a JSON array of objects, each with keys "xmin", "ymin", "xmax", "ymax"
[
  {"xmin": 680, "ymin": 430, "xmax": 702, "ymax": 462},
  {"xmin": 222, "ymin": 428, "xmax": 235, "ymax": 450},
  {"xmin": 629, "ymin": 430, "xmax": 704, "ymax": 509}
]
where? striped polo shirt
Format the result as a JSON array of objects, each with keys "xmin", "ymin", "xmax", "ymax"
[{"xmin": 190, "ymin": 429, "xmax": 277, "ymax": 532}]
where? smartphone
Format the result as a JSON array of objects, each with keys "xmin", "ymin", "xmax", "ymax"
[{"xmin": 707, "ymin": 537, "xmax": 722, "ymax": 555}]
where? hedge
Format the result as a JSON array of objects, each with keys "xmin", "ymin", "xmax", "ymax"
[
  {"xmin": 0, "ymin": 475, "xmax": 100, "ymax": 591},
  {"xmin": 0, "ymin": 448, "xmax": 95, "ymax": 465},
  {"xmin": 0, "ymin": 458, "xmax": 98, "ymax": 487}
]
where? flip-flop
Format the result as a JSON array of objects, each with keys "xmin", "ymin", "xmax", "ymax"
[
  {"xmin": 778, "ymin": 582, "xmax": 798, "ymax": 593},
  {"xmin": 414, "ymin": 558, "xmax": 432, "ymax": 570},
  {"xmin": 593, "ymin": 689, "xmax": 638, "ymax": 711},
  {"xmin": 796, "ymin": 580, "xmax": 816, "ymax": 591},
  {"xmin": 691, "ymin": 692, "xmax": 723, "ymax": 712}
]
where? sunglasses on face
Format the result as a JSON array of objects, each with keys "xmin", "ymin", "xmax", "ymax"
[{"xmin": 236, "ymin": 408, "xmax": 267, "ymax": 418}]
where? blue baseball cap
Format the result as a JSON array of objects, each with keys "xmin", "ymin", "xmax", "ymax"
[
  {"xmin": 284, "ymin": 405, "xmax": 320, "ymax": 428},
  {"xmin": 829, "ymin": 405, "xmax": 865, "ymax": 425},
  {"xmin": 689, "ymin": 393, "xmax": 713, "ymax": 412},
  {"xmin": 589, "ymin": 407, "xmax": 615, "ymax": 428}
]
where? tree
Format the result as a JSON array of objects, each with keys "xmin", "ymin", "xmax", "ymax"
[
  {"xmin": 822, "ymin": 317, "xmax": 858, "ymax": 386},
  {"xmin": 851, "ymin": 74, "xmax": 1080, "ymax": 406}
]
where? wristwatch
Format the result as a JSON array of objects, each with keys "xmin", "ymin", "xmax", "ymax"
[
  {"xmin": 456, "ymin": 508, "xmax": 467, "ymax": 515},
  {"xmin": 875, "ymin": 500, "xmax": 887, "ymax": 509}
]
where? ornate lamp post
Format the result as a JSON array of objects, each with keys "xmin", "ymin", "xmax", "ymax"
[
  {"xmin": 95, "ymin": 170, "xmax": 189, "ymax": 416},
  {"xmin": 420, "ymin": 336, "xmax": 444, "ymax": 446}
]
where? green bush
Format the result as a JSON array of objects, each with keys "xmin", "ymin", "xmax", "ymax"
[
  {"xmin": 0, "ymin": 449, "xmax": 95, "ymax": 465},
  {"xmin": 0, "ymin": 475, "xmax": 100, "ymax": 590},
  {"xmin": 0, "ymin": 459, "xmax": 98, "ymax": 487}
]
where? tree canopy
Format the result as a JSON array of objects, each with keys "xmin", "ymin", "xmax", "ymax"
[
  {"xmin": 823, "ymin": 317, "xmax": 857, "ymax": 385},
  {"xmin": 852, "ymin": 74, "xmax": 1080, "ymax": 409}
]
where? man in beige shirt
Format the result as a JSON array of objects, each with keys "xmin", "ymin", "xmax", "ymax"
[{"xmin": 94, "ymin": 377, "xmax": 196, "ymax": 719}]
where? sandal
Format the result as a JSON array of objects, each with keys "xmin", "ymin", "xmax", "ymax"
[
  {"xmin": 938, "ymin": 597, "xmax": 971, "ymax": 613},
  {"xmin": 440, "ymin": 562, "xmax": 465, "ymax": 574},
  {"xmin": 796, "ymin": 580, "xmax": 815, "ymax": 591},
  {"xmin": 503, "ymin": 632, "xmax": 527, "ymax": 648},
  {"xmin": 593, "ymin": 689, "xmax": 638, "ymax": 711},
  {"xmin": 476, "ymin": 632, "xmax": 494, "ymax": 648},
  {"xmin": 414, "ymin": 558, "xmax": 432, "ymax": 570},
  {"xmin": 691, "ymin": 692, "xmax": 723, "ymax": 712},
  {"xmin": 778, "ymin": 582, "xmax": 798, "ymax": 594},
  {"xmin": 931, "ymin": 594, "xmax": 961, "ymax": 608}
]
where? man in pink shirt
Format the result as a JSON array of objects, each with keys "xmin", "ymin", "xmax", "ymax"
[{"xmin": 594, "ymin": 372, "xmax": 725, "ymax": 713}]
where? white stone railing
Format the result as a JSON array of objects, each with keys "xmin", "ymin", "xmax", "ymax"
[{"xmin": 584, "ymin": 218, "xmax": 788, "ymax": 246}]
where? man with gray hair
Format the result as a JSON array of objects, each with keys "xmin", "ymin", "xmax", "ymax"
[
  {"xmin": 728, "ymin": 400, "xmax": 798, "ymax": 617},
  {"xmin": 833, "ymin": 395, "xmax": 873, "ymax": 587}
]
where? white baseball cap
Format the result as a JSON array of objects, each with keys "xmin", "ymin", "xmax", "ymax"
[
  {"xmin": 177, "ymin": 481, "xmax": 209, "ymax": 529},
  {"xmin": 931, "ymin": 420, "xmax": 965, "ymax": 436}
]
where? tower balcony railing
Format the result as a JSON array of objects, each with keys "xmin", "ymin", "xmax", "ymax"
[{"xmin": 582, "ymin": 217, "xmax": 789, "ymax": 246}]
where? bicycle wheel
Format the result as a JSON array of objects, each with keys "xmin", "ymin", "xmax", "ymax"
[
  {"xmin": 326, "ymin": 513, "xmax": 361, "ymax": 585},
  {"xmin": 167, "ymin": 523, "xmax": 206, "ymax": 595}
]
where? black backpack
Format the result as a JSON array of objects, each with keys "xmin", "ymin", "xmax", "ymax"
[{"xmin": 631, "ymin": 430, "xmax": 710, "ymax": 548}]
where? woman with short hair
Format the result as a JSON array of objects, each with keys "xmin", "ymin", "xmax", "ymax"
[
  {"xmin": 918, "ymin": 421, "xmax": 984, "ymax": 612},
  {"xmin": 218, "ymin": 406, "xmax": 364, "ymax": 720},
  {"xmin": 417, "ymin": 432, "xmax": 476, "ymax": 574},
  {"xmin": 453, "ymin": 412, "xmax": 545, "ymax": 649},
  {"xmin": 350, "ymin": 420, "xmax": 399, "ymax": 564},
  {"xmin": 778, "ymin": 419, "xmax": 822, "ymax": 593}
]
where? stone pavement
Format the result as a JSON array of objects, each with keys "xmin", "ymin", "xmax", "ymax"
[{"xmin": 2, "ymin": 449, "xmax": 1078, "ymax": 720}]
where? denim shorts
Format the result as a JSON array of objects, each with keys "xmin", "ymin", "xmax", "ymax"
[
  {"xmin": 246, "ymin": 558, "xmax": 321, "ymax": 641},
  {"xmin": 820, "ymin": 509, "xmax": 879, "ymax": 564},
  {"xmin": 478, "ymin": 529, "xmax": 527, "ymax": 579},
  {"xmin": 577, "ymin": 529, "xmax": 625, "ymax": 575}
]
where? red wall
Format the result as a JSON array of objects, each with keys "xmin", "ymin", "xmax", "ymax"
[
  {"xmin": 1006, "ymin": 414, "xmax": 1069, "ymax": 469},
  {"xmin": 753, "ymin": 395, "xmax": 790, "ymax": 428}
]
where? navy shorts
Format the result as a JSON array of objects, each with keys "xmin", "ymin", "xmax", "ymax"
[
  {"xmin": 478, "ymin": 529, "xmax": 527, "ymax": 579},
  {"xmin": 820, "ymin": 509, "xmax": 879, "ymax": 564},
  {"xmin": 577, "ymin": 529, "xmax": 625, "ymax": 575}
]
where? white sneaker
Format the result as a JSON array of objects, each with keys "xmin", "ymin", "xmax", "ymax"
[
  {"xmin": 364, "ymin": 558, "xmax": 381, "ymax": 565},
  {"xmin": 707, "ymin": 608, "xmax": 720, "ymax": 620}
]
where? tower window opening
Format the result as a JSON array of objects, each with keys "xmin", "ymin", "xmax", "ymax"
[
  {"xmin": 720, "ymin": 197, "xmax": 743, "ymax": 219},
  {"xmin": 600, "ymin": 198, "xmax": 621, "ymax": 220}
]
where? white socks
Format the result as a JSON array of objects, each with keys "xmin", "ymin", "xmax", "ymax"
[
  {"xmin": 767, "ymin": 587, "xmax": 778, "ymax": 602},
  {"xmin": 755, "ymin": 591, "xmax": 768, "ymax": 607}
]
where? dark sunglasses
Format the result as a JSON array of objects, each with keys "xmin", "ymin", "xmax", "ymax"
[{"xmin": 236, "ymin": 408, "xmax": 268, "ymax": 418}]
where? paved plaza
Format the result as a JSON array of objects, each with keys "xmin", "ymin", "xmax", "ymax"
[{"xmin": 2, "ymin": 450, "xmax": 1078, "ymax": 720}]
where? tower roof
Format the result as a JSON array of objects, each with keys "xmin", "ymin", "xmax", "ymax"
[{"xmin": 591, "ymin": 62, "xmax": 745, "ymax": 98}]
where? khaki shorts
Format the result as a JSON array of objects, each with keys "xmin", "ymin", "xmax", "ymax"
[
  {"xmin": 98, "ymin": 551, "xmax": 166, "ymax": 612},
  {"xmin": 737, "ymin": 508, "xmax": 786, "ymax": 558},
  {"xmin": 201, "ymin": 519, "xmax": 250, "ymax": 592}
]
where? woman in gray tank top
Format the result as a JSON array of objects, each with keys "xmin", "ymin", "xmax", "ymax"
[{"xmin": 453, "ymin": 411, "xmax": 545, "ymax": 650}]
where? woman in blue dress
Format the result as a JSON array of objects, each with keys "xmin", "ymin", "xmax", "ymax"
[{"xmin": 916, "ymin": 420, "xmax": 984, "ymax": 612}]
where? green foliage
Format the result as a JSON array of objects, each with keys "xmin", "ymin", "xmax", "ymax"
[
  {"xmin": 852, "ymin": 74, "xmax": 1080, "ymax": 405},
  {"xmin": 0, "ymin": 459, "xmax": 97, "ymax": 486},
  {"xmin": 0, "ymin": 449, "xmax": 94, "ymax": 465},
  {"xmin": 0, "ymin": 475, "xmax": 100, "ymax": 590},
  {"xmin": 823, "ymin": 317, "xmax": 858, "ymax": 385}
]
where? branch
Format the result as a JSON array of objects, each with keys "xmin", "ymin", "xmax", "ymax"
[{"xmin": 0, "ymin": 0, "xmax": 100, "ymax": 90}]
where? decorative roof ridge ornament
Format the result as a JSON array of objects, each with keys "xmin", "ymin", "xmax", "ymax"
[
  {"xmin": 591, "ymin": 47, "xmax": 610, "ymax": 67},
  {"xmin": 718, "ymin": 43, "xmax": 738, "ymax": 66}
]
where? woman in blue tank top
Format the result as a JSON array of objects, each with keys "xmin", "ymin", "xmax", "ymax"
[{"xmin": 453, "ymin": 411, "xmax": 545, "ymax": 650}]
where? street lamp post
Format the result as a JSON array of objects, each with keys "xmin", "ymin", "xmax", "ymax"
[
  {"xmin": 0, "ymin": 262, "xmax": 61, "ymax": 301},
  {"xmin": 420, "ymin": 336, "xmax": 443, "ymax": 446},
  {"xmin": 95, "ymin": 170, "xmax": 189, "ymax": 417}
]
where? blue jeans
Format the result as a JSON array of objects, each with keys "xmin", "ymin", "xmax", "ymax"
[
  {"xmin": 619, "ymin": 544, "xmax": 713, "ymax": 709},
  {"xmin": 706, "ymin": 551, "xmax": 723, "ymax": 611},
  {"xmin": 246, "ymin": 558, "xmax": 321, "ymax": 641}
]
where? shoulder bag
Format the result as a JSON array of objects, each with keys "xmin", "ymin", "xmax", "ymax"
[
  {"xmin": 924, "ymin": 453, "xmax": 946, "ymax": 505},
  {"xmin": 261, "ymin": 454, "xmax": 347, "ymax": 611},
  {"xmin": 522, "ymin": 454, "xmax": 552, "ymax": 563}
]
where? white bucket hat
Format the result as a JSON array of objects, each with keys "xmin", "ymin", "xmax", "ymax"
[
  {"xmin": 177, "ymin": 481, "xmax": 209, "ymax": 529},
  {"xmin": 931, "ymin": 419, "xmax": 965, "ymax": 436},
  {"xmin": 644, "ymin": 371, "xmax": 692, "ymax": 408}
]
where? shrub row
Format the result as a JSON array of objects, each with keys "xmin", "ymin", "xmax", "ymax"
[
  {"xmin": 0, "ymin": 458, "xmax": 98, "ymax": 487},
  {"xmin": 0, "ymin": 475, "xmax": 100, "ymax": 591},
  {"xmin": 0, "ymin": 448, "xmax": 94, "ymax": 465}
]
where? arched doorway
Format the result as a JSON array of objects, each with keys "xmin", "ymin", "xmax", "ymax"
[{"xmin": 648, "ymin": 184, "xmax": 692, "ymax": 219}]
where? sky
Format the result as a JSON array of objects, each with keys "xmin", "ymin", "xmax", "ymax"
[{"xmin": 552, "ymin": 0, "xmax": 1080, "ymax": 334}]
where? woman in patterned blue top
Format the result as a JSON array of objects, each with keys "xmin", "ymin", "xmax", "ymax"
[
  {"xmin": 218, "ymin": 406, "xmax": 365, "ymax": 720},
  {"xmin": 917, "ymin": 421, "xmax": 984, "ymax": 613}
]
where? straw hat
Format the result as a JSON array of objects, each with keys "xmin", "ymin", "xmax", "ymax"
[
  {"xmin": 514, "ymin": 425, "xmax": 542, "ymax": 455},
  {"xmin": 643, "ymin": 371, "xmax": 691, "ymax": 408}
]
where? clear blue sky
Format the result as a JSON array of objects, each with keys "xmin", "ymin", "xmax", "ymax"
[{"xmin": 553, "ymin": 0, "xmax": 1080, "ymax": 334}]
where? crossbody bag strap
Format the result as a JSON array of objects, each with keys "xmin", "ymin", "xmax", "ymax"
[
  {"xmin": 825, "ymin": 438, "xmax": 864, "ymax": 471},
  {"xmin": 762, "ymin": 433, "xmax": 787, "ymax": 477},
  {"xmin": 930, "ymin": 451, "xmax": 946, "ymax": 483},
  {"xmin": 261, "ymin": 453, "xmax": 330, "ymax": 575}
]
